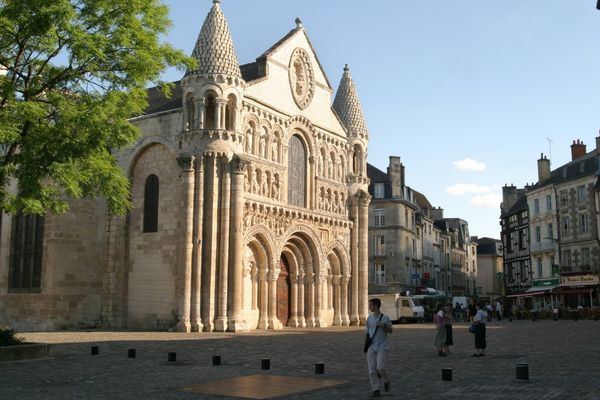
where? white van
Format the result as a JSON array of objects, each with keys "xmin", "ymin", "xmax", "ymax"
[{"xmin": 369, "ymin": 293, "xmax": 425, "ymax": 323}]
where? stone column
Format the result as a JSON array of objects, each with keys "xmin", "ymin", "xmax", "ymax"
[
  {"xmin": 305, "ymin": 270, "xmax": 316, "ymax": 327},
  {"xmin": 288, "ymin": 272, "xmax": 299, "ymax": 327},
  {"xmin": 176, "ymin": 154, "xmax": 195, "ymax": 332},
  {"xmin": 214, "ymin": 156, "xmax": 231, "ymax": 332},
  {"xmin": 297, "ymin": 272, "xmax": 306, "ymax": 327},
  {"xmin": 197, "ymin": 98, "xmax": 205, "ymax": 129},
  {"xmin": 251, "ymin": 263, "xmax": 258, "ymax": 310},
  {"xmin": 258, "ymin": 269, "xmax": 269, "ymax": 329},
  {"xmin": 216, "ymin": 98, "xmax": 228, "ymax": 130},
  {"xmin": 314, "ymin": 275, "xmax": 324, "ymax": 327},
  {"xmin": 332, "ymin": 275, "xmax": 342, "ymax": 326},
  {"xmin": 201, "ymin": 153, "xmax": 219, "ymax": 331},
  {"xmin": 350, "ymin": 198, "xmax": 360, "ymax": 325},
  {"xmin": 341, "ymin": 275, "xmax": 350, "ymax": 326},
  {"xmin": 228, "ymin": 156, "xmax": 247, "ymax": 332},
  {"xmin": 358, "ymin": 193, "xmax": 371, "ymax": 325},
  {"xmin": 268, "ymin": 268, "xmax": 281, "ymax": 330},
  {"xmin": 191, "ymin": 156, "xmax": 204, "ymax": 332}
]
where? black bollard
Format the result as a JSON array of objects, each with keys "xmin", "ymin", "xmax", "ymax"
[
  {"xmin": 442, "ymin": 368, "xmax": 452, "ymax": 381},
  {"xmin": 128, "ymin": 349, "xmax": 136, "ymax": 359},
  {"xmin": 315, "ymin": 362, "xmax": 325, "ymax": 375},
  {"xmin": 516, "ymin": 363, "xmax": 529, "ymax": 381},
  {"xmin": 168, "ymin": 352, "xmax": 177, "ymax": 362},
  {"xmin": 261, "ymin": 358, "xmax": 270, "ymax": 370},
  {"xmin": 212, "ymin": 355, "xmax": 221, "ymax": 366},
  {"xmin": 91, "ymin": 346, "xmax": 99, "ymax": 355}
]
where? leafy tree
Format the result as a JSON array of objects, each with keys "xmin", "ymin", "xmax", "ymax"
[{"xmin": 0, "ymin": 0, "xmax": 194, "ymax": 215}]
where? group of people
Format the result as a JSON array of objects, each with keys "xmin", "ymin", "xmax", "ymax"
[{"xmin": 364, "ymin": 297, "xmax": 494, "ymax": 397}]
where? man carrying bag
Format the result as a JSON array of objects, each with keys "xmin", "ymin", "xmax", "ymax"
[{"xmin": 365, "ymin": 298, "xmax": 393, "ymax": 397}]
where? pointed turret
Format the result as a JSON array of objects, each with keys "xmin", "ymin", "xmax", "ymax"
[
  {"xmin": 187, "ymin": 0, "xmax": 242, "ymax": 79},
  {"xmin": 333, "ymin": 65, "xmax": 368, "ymax": 140}
]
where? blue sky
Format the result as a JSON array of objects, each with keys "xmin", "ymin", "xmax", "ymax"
[{"xmin": 161, "ymin": 0, "xmax": 600, "ymax": 239}]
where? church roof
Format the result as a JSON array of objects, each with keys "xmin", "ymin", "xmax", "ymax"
[
  {"xmin": 333, "ymin": 65, "xmax": 368, "ymax": 139},
  {"xmin": 187, "ymin": 0, "xmax": 241, "ymax": 79}
]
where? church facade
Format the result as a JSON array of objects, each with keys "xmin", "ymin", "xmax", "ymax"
[{"xmin": 0, "ymin": 0, "xmax": 371, "ymax": 332}]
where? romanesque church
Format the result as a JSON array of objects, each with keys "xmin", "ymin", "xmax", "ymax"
[{"xmin": 0, "ymin": 0, "xmax": 371, "ymax": 332}]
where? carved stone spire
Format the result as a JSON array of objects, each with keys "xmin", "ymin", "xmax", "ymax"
[
  {"xmin": 333, "ymin": 65, "xmax": 368, "ymax": 140},
  {"xmin": 187, "ymin": 0, "xmax": 242, "ymax": 79}
]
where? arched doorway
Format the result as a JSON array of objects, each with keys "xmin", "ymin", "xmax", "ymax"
[{"xmin": 277, "ymin": 255, "xmax": 291, "ymax": 325}]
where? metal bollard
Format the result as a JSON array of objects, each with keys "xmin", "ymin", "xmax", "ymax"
[
  {"xmin": 516, "ymin": 363, "xmax": 529, "ymax": 381},
  {"xmin": 128, "ymin": 349, "xmax": 136, "ymax": 359},
  {"xmin": 261, "ymin": 358, "xmax": 270, "ymax": 370},
  {"xmin": 91, "ymin": 346, "xmax": 99, "ymax": 355},
  {"xmin": 212, "ymin": 355, "xmax": 221, "ymax": 366},
  {"xmin": 442, "ymin": 368, "xmax": 452, "ymax": 381},
  {"xmin": 315, "ymin": 362, "xmax": 325, "ymax": 374},
  {"xmin": 168, "ymin": 352, "xmax": 177, "ymax": 362}
]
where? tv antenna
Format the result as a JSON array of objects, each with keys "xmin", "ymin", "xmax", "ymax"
[{"xmin": 546, "ymin": 137, "xmax": 553, "ymax": 166}]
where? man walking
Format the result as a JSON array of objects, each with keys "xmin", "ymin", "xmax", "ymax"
[{"xmin": 366, "ymin": 298, "xmax": 393, "ymax": 397}]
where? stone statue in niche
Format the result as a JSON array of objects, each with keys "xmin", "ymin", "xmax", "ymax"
[
  {"xmin": 259, "ymin": 133, "xmax": 266, "ymax": 158},
  {"xmin": 271, "ymin": 174, "xmax": 280, "ymax": 201},
  {"xmin": 327, "ymin": 157, "xmax": 333, "ymax": 179},
  {"xmin": 244, "ymin": 169, "xmax": 251, "ymax": 192},
  {"xmin": 337, "ymin": 159, "xmax": 343, "ymax": 181},
  {"xmin": 333, "ymin": 192, "xmax": 339, "ymax": 213},
  {"xmin": 260, "ymin": 172, "xmax": 268, "ymax": 197},
  {"xmin": 252, "ymin": 169, "xmax": 259, "ymax": 194},
  {"xmin": 271, "ymin": 137, "xmax": 279, "ymax": 162},
  {"xmin": 318, "ymin": 154, "xmax": 324, "ymax": 175},
  {"xmin": 245, "ymin": 128, "xmax": 254, "ymax": 154}
]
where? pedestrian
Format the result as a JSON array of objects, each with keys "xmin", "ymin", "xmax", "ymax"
[
  {"xmin": 472, "ymin": 301, "xmax": 487, "ymax": 357},
  {"xmin": 468, "ymin": 298, "xmax": 477, "ymax": 322},
  {"xmin": 433, "ymin": 303, "xmax": 447, "ymax": 357},
  {"xmin": 455, "ymin": 302, "xmax": 463, "ymax": 322},
  {"xmin": 486, "ymin": 303, "xmax": 493, "ymax": 322},
  {"xmin": 444, "ymin": 303, "xmax": 453, "ymax": 354},
  {"xmin": 366, "ymin": 298, "xmax": 393, "ymax": 397},
  {"xmin": 495, "ymin": 300, "xmax": 502, "ymax": 321}
]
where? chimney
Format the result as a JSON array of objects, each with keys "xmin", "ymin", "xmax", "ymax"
[
  {"xmin": 571, "ymin": 139, "xmax": 586, "ymax": 161},
  {"xmin": 387, "ymin": 156, "xmax": 403, "ymax": 198},
  {"xmin": 430, "ymin": 207, "xmax": 444, "ymax": 221},
  {"xmin": 596, "ymin": 131, "xmax": 600, "ymax": 153},
  {"xmin": 501, "ymin": 184, "xmax": 517, "ymax": 214},
  {"xmin": 537, "ymin": 153, "xmax": 550, "ymax": 182}
]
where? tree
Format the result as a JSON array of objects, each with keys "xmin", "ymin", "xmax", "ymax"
[{"xmin": 0, "ymin": 0, "xmax": 194, "ymax": 216}]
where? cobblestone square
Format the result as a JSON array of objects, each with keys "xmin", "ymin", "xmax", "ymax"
[{"xmin": 2, "ymin": 320, "xmax": 599, "ymax": 399}]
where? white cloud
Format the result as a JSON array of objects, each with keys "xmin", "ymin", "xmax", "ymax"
[
  {"xmin": 446, "ymin": 183, "xmax": 491, "ymax": 195},
  {"xmin": 470, "ymin": 193, "xmax": 503, "ymax": 208},
  {"xmin": 453, "ymin": 158, "xmax": 486, "ymax": 171}
]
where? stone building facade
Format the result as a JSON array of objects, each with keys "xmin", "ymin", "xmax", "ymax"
[{"xmin": 0, "ymin": 0, "xmax": 371, "ymax": 332}]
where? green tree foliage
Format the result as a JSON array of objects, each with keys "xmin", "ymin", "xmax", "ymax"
[{"xmin": 0, "ymin": 0, "xmax": 194, "ymax": 215}]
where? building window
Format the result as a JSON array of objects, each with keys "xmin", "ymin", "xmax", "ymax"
[
  {"xmin": 287, "ymin": 135, "xmax": 307, "ymax": 208},
  {"xmin": 550, "ymin": 255, "xmax": 556, "ymax": 276},
  {"xmin": 579, "ymin": 214, "xmax": 588, "ymax": 234},
  {"xmin": 375, "ymin": 264, "xmax": 385, "ymax": 284},
  {"xmin": 374, "ymin": 209, "xmax": 385, "ymax": 226},
  {"xmin": 537, "ymin": 258, "xmax": 542, "ymax": 278},
  {"xmin": 548, "ymin": 223, "xmax": 554, "ymax": 240},
  {"xmin": 534, "ymin": 198, "xmax": 540, "ymax": 215},
  {"xmin": 535, "ymin": 226, "xmax": 541, "ymax": 243},
  {"xmin": 561, "ymin": 216, "xmax": 570, "ymax": 237},
  {"xmin": 577, "ymin": 185, "xmax": 587, "ymax": 204},
  {"xmin": 9, "ymin": 214, "xmax": 44, "ymax": 292},
  {"xmin": 546, "ymin": 194, "xmax": 552, "ymax": 211},
  {"xmin": 560, "ymin": 190, "xmax": 568, "ymax": 207},
  {"xmin": 581, "ymin": 247, "xmax": 590, "ymax": 268},
  {"xmin": 143, "ymin": 174, "xmax": 159, "ymax": 233},
  {"xmin": 374, "ymin": 234, "xmax": 385, "ymax": 255},
  {"xmin": 374, "ymin": 183, "xmax": 385, "ymax": 199},
  {"xmin": 563, "ymin": 250, "xmax": 572, "ymax": 267}
]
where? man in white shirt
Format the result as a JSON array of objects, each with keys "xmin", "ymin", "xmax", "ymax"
[
  {"xmin": 366, "ymin": 298, "xmax": 393, "ymax": 397},
  {"xmin": 495, "ymin": 300, "xmax": 503, "ymax": 320}
]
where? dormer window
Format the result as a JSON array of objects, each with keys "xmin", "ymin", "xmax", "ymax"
[{"xmin": 374, "ymin": 183, "xmax": 385, "ymax": 199}]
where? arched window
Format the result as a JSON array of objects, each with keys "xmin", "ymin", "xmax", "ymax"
[
  {"xmin": 185, "ymin": 94, "xmax": 195, "ymax": 130},
  {"xmin": 9, "ymin": 214, "xmax": 44, "ymax": 291},
  {"xmin": 143, "ymin": 174, "xmax": 159, "ymax": 233},
  {"xmin": 288, "ymin": 135, "xmax": 307, "ymax": 208},
  {"xmin": 204, "ymin": 94, "xmax": 216, "ymax": 129},
  {"xmin": 225, "ymin": 94, "xmax": 236, "ymax": 131}
]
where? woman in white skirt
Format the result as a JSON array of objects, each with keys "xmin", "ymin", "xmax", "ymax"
[{"xmin": 433, "ymin": 303, "xmax": 447, "ymax": 356}]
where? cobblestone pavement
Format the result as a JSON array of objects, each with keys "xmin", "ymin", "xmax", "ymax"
[{"xmin": 2, "ymin": 320, "xmax": 599, "ymax": 400}]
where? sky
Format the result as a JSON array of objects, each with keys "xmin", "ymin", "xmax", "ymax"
[{"xmin": 160, "ymin": 0, "xmax": 600, "ymax": 240}]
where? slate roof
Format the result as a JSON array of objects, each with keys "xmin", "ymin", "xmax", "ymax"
[
  {"xmin": 537, "ymin": 150, "xmax": 600, "ymax": 187},
  {"xmin": 333, "ymin": 65, "xmax": 368, "ymax": 139},
  {"xmin": 186, "ymin": 0, "xmax": 241, "ymax": 79},
  {"xmin": 143, "ymin": 81, "xmax": 183, "ymax": 115}
]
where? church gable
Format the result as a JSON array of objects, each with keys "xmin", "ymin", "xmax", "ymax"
[{"xmin": 244, "ymin": 24, "xmax": 346, "ymax": 137}]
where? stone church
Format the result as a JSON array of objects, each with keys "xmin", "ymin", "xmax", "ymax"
[{"xmin": 0, "ymin": 0, "xmax": 371, "ymax": 332}]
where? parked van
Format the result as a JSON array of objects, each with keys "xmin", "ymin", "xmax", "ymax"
[{"xmin": 369, "ymin": 293, "xmax": 425, "ymax": 323}]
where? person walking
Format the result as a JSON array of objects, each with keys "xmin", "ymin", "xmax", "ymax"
[
  {"xmin": 495, "ymin": 300, "xmax": 503, "ymax": 321},
  {"xmin": 366, "ymin": 298, "xmax": 393, "ymax": 397},
  {"xmin": 472, "ymin": 301, "xmax": 487, "ymax": 357},
  {"xmin": 433, "ymin": 303, "xmax": 447, "ymax": 357},
  {"xmin": 468, "ymin": 298, "xmax": 477, "ymax": 322},
  {"xmin": 444, "ymin": 303, "xmax": 453, "ymax": 354}
]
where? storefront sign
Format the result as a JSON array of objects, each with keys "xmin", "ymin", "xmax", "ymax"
[
  {"xmin": 560, "ymin": 275, "xmax": 599, "ymax": 285},
  {"xmin": 532, "ymin": 278, "xmax": 559, "ymax": 287}
]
